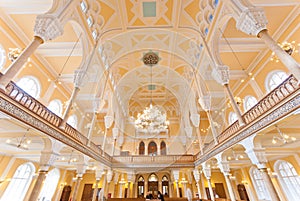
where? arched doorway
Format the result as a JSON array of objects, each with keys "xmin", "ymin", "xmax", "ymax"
[
  {"xmin": 162, "ymin": 175, "xmax": 169, "ymax": 197},
  {"xmin": 139, "ymin": 141, "xmax": 145, "ymax": 155},
  {"xmin": 137, "ymin": 176, "xmax": 145, "ymax": 198},
  {"xmin": 148, "ymin": 173, "xmax": 158, "ymax": 198},
  {"xmin": 148, "ymin": 141, "xmax": 157, "ymax": 155}
]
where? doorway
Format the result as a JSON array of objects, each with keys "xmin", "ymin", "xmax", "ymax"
[{"xmin": 238, "ymin": 184, "xmax": 250, "ymax": 201}]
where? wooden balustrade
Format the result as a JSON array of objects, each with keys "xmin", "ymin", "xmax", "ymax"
[
  {"xmin": 1, "ymin": 81, "xmax": 112, "ymax": 162},
  {"xmin": 203, "ymin": 75, "xmax": 299, "ymax": 153},
  {"xmin": 113, "ymin": 155, "xmax": 194, "ymax": 165}
]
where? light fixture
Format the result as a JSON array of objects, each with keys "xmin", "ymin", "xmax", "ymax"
[
  {"xmin": 8, "ymin": 48, "xmax": 31, "ymax": 65},
  {"xmin": 134, "ymin": 51, "xmax": 169, "ymax": 134},
  {"xmin": 6, "ymin": 128, "xmax": 31, "ymax": 150},
  {"xmin": 227, "ymin": 96, "xmax": 243, "ymax": 108},
  {"xmin": 270, "ymin": 41, "xmax": 300, "ymax": 62},
  {"xmin": 272, "ymin": 125, "xmax": 296, "ymax": 144}
]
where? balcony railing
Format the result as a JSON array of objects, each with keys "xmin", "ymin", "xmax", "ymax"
[
  {"xmin": 0, "ymin": 80, "xmax": 112, "ymax": 163},
  {"xmin": 112, "ymin": 154, "xmax": 195, "ymax": 168},
  {"xmin": 196, "ymin": 75, "xmax": 300, "ymax": 164}
]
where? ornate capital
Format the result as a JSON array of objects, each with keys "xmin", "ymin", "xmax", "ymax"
[
  {"xmin": 75, "ymin": 163, "xmax": 87, "ymax": 175},
  {"xmin": 172, "ymin": 170, "xmax": 180, "ymax": 182},
  {"xmin": 246, "ymin": 148, "xmax": 267, "ymax": 168},
  {"xmin": 236, "ymin": 8, "xmax": 267, "ymax": 36},
  {"xmin": 74, "ymin": 69, "xmax": 86, "ymax": 88},
  {"xmin": 193, "ymin": 169, "xmax": 200, "ymax": 182},
  {"xmin": 218, "ymin": 161, "xmax": 231, "ymax": 175},
  {"xmin": 106, "ymin": 169, "xmax": 113, "ymax": 183},
  {"xmin": 190, "ymin": 113, "xmax": 200, "ymax": 127},
  {"xmin": 40, "ymin": 151, "xmax": 59, "ymax": 170},
  {"xmin": 185, "ymin": 126, "xmax": 193, "ymax": 138},
  {"xmin": 34, "ymin": 14, "xmax": 63, "ymax": 41},
  {"xmin": 198, "ymin": 95, "xmax": 211, "ymax": 111},
  {"xmin": 112, "ymin": 127, "xmax": 119, "ymax": 139},
  {"xmin": 211, "ymin": 65, "xmax": 229, "ymax": 85},
  {"xmin": 104, "ymin": 115, "xmax": 114, "ymax": 129},
  {"xmin": 202, "ymin": 166, "xmax": 211, "ymax": 179},
  {"xmin": 95, "ymin": 167, "xmax": 104, "ymax": 180}
]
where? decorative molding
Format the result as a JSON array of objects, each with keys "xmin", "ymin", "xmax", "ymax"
[
  {"xmin": 34, "ymin": 14, "xmax": 64, "ymax": 41},
  {"xmin": 195, "ymin": 93, "xmax": 300, "ymax": 165},
  {"xmin": 0, "ymin": 96, "xmax": 111, "ymax": 166}
]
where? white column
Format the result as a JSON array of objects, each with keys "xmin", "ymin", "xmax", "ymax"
[
  {"xmin": 202, "ymin": 163, "xmax": 215, "ymax": 201},
  {"xmin": 0, "ymin": 37, "xmax": 44, "ymax": 90},
  {"xmin": 240, "ymin": 136, "xmax": 280, "ymax": 201}
]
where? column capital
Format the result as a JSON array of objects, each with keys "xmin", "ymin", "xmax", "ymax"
[
  {"xmin": 201, "ymin": 164, "xmax": 211, "ymax": 179},
  {"xmin": 198, "ymin": 95, "xmax": 211, "ymax": 111},
  {"xmin": 172, "ymin": 170, "xmax": 180, "ymax": 182},
  {"xmin": 211, "ymin": 65, "xmax": 229, "ymax": 85},
  {"xmin": 190, "ymin": 113, "xmax": 200, "ymax": 127},
  {"xmin": 34, "ymin": 14, "xmax": 64, "ymax": 42},
  {"xmin": 39, "ymin": 151, "xmax": 59, "ymax": 171},
  {"xmin": 106, "ymin": 169, "xmax": 113, "ymax": 183},
  {"xmin": 104, "ymin": 115, "xmax": 114, "ymax": 129},
  {"xmin": 193, "ymin": 169, "xmax": 200, "ymax": 182},
  {"xmin": 236, "ymin": 8, "xmax": 267, "ymax": 36},
  {"xmin": 74, "ymin": 69, "xmax": 87, "ymax": 88},
  {"xmin": 246, "ymin": 148, "xmax": 267, "ymax": 168}
]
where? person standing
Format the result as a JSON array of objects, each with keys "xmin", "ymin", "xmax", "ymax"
[{"xmin": 157, "ymin": 191, "xmax": 164, "ymax": 201}]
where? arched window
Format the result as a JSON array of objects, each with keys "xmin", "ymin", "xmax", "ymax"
[
  {"xmin": 1, "ymin": 162, "xmax": 35, "ymax": 201},
  {"xmin": 249, "ymin": 167, "xmax": 270, "ymax": 200},
  {"xmin": 228, "ymin": 112, "xmax": 238, "ymax": 125},
  {"xmin": 67, "ymin": 114, "xmax": 78, "ymax": 129},
  {"xmin": 48, "ymin": 99, "xmax": 63, "ymax": 117},
  {"xmin": 160, "ymin": 141, "xmax": 166, "ymax": 155},
  {"xmin": 148, "ymin": 141, "xmax": 157, "ymax": 156},
  {"xmin": 244, "ymin": 96, "xmax": 258, "ymax": 112},
  {"xmin": 265, "ymin": 70, "xmax": 288, "ymax": 92},
  {"xmin": 16, "ymin": 76, "xmax": 41, "ymax": 98},
  {"xmin": 38, "ymin": 168, "xmax": 60, "ymax": 201},
  {"xmin": 139, "ymin": 141, "xmax": 145, "ymax": 155},
  {"xmin": 0, "ymin": 45, "xmax": 6, "ymax": 70},
  {"xmin": 275, "ymin": 160, "xmax": 300, "ymax": 201}
]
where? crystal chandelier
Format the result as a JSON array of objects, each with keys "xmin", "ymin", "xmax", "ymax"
[
  {"xmin": 135, "ymin": 104, "xmax": 169, "ymax": 134},
  {"xmin": 134, "ymin": 51, "xmax": 169, "ymax": 134}
]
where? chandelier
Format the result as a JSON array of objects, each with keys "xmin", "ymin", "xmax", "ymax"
[
  {"xmin": 134, "ymin": 51, "xmax": 169, "ymax": 134},
  {"xmin": 135, "ymin": 104, "xmax": 169, "ymax": 134}
]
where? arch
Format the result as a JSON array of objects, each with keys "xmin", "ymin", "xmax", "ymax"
[
  {"xmin": 116, "ymin": 65, "xmax": 197, "ymax": 116},
  {"xmin": 249, "ymin": 166, "xmax": 270, "ymax": 200},
  {"xmin": 160, "ymin": 141, "xmax": 166, "ymax": 155},
  {"xmin": 16, "ymin": 75, "xmax": 41, "ymax": 99},
  {"xmin": 148, "ymin": 141, "xmax": 157, "ymax": 156},
  {"xmin": 265, "ymin": 70, "xmax": 288, "ymax": 92},
  {"xmin": 1, "ymin": 162, "xmax": 35, "ymax": 201},
  {"xmin": 228, "ymin": 112, "xmax": 238, "ymax": 125},
  {"xmin": 67, "ymin": 114, "xmax": 78, "ymax": 129},
  {"xmin": 243, "ymin": 95, "xmax": 258, "ymax": 112},
  {"xmin": 99, "ymin": 29, "xmax": 201, "ymax": 68},
  {"xmin": 137, "ymin": 176, "xmax": 145, "ymax": 198},
  {"xmin": 148, "ymin": 173, "xmax": 159, "ymax": 198},
  {"xmin": 162, "ymin": 175, "xmax": 169, "ymax": 196},
  {"xmin": 48, "ymin": 99, "xmax": 63, "ymax": 117},
  {"xmin": 139, "ymin": 141, "xmax": 145, "ymax": 155},
  {"xmin": 274, "ymin": 160, "xmax": 300, "ymax": 200}
]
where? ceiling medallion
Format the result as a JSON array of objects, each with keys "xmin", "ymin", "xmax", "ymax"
[{"xmin": 142, "ymin": 51, "xmax": 160, "ymax": 66}]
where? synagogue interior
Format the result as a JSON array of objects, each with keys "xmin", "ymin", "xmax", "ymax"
[{"xmin": 0, "ymin": 0, "xmax": 300, "ymax": 201}]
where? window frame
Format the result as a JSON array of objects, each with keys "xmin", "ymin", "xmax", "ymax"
[{"xmin": 16, "ymin": 75, "xmax": 41, "ymax": 99}]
